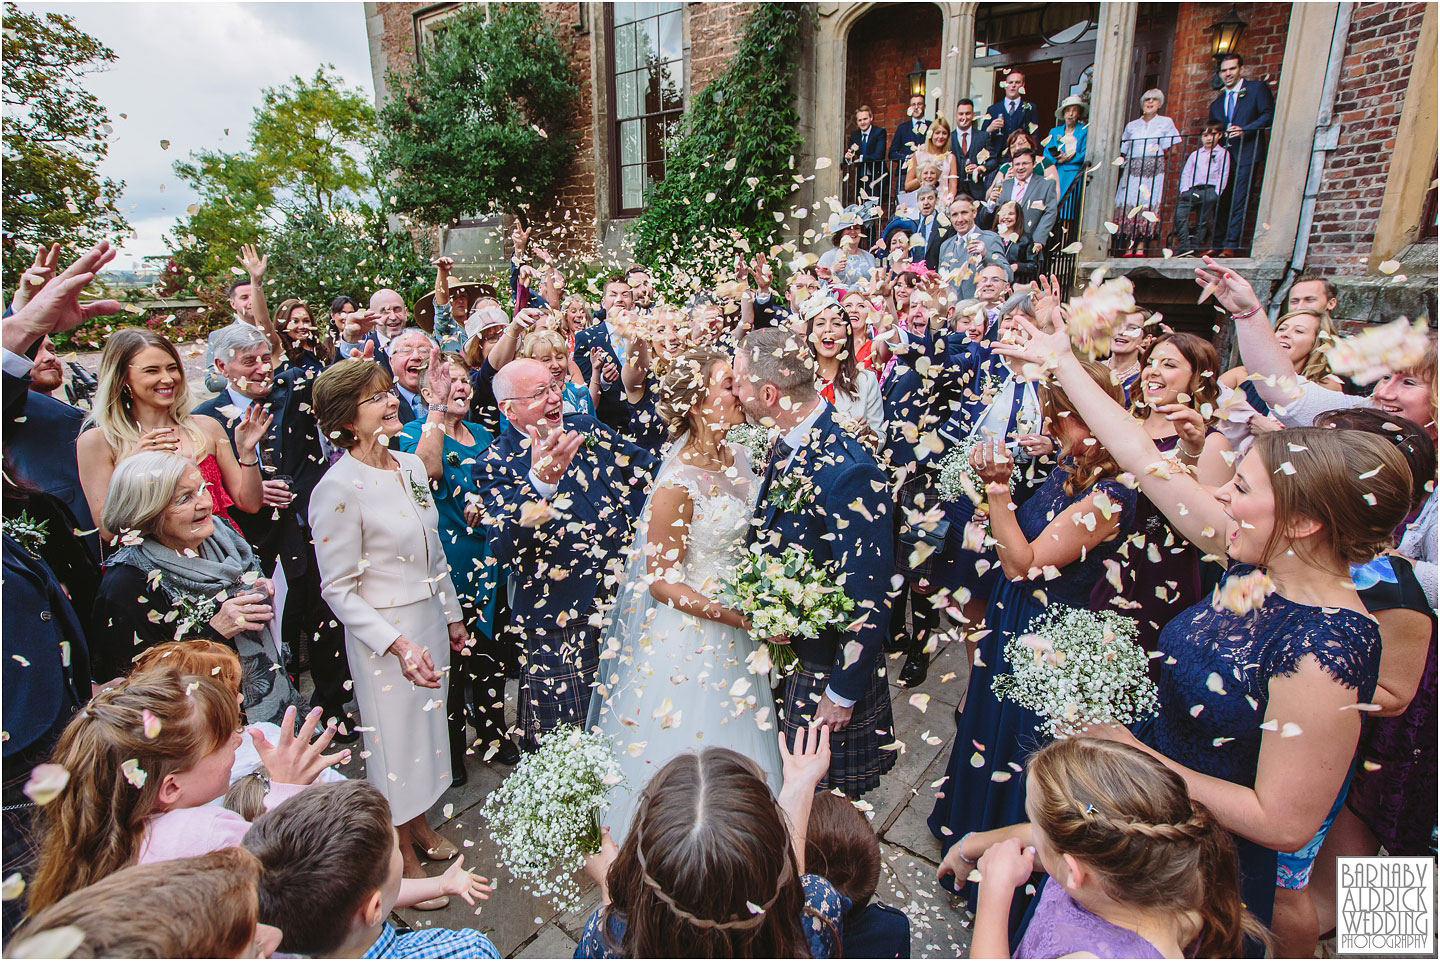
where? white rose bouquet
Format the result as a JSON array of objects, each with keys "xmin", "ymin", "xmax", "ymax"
[
  {"xmin": 721, "ymin": 544, "xmax": 855, "ymax": 676},
  {"xmin": 481, "ymin": 726, "xmax": 623, "ymax": 911},
  {"xmin": 991, "ymin": 605, "xmax": 1158, "ymax": 736}
]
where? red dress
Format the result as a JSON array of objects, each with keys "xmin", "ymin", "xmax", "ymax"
[{"xmin": 196, "ymin": 453, "xmax": 240, "ymax": 532}]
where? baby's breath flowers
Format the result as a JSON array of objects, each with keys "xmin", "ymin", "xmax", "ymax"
[
  {"xmin": 992, "ymin": 605, "xmax": 1158, "ymax": 736},
  {"xmin": 481, "ymin": 727, "xmax": 623, "ymax": 912}
]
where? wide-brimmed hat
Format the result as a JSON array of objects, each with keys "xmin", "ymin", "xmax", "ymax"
[
  {"xmin": 413, "ymin": 277, "xmax": 499, "ymax": 333},
  {"xmin": 826, "ymin": 202, "xmax": 881, "ymax": 238},
  {"xmin": 1055, "ymin": 96, "xmax": 1089, "ymax": 123},
  {"xmin": 464, "ymin": 305, "xmax": 509, "ymax": 342}
]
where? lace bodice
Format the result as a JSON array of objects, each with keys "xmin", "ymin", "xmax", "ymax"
[
  {"xmin": 1015, "ymin": 464, "xmax": 1138, "ymax": 607},
  {"xmin": 649, "ymin": 442, "xmax": 758, "ymax": 597}
]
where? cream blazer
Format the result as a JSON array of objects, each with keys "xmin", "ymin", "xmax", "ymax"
[{"xmin": 309, "ymin": 450, "xmax": 462, "ymax": 655}]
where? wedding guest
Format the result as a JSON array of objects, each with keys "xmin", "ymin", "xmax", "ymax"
[
  {"xmin": 574, "ymin": 277, "xmax": 634, "ymax": 428},
  {"xmin": 751, "ymin": 261, "xmax": 821, "ymax": 331},
  {"xmin": 990, "ymin": 201, "xmax": 1035, "ymax": 282},
  {"xmin": 90, "ymin": 451, "xmax": 304, "ymax": 722},
  {"xmin": 460, "ymin": 304, "xmax": 512, "ymax": 435},
  {"xmin": 936, "ymin": 195, "xmax": 1003, "ymax": 296},
  {"xmin": 11, "ymin": 848, "xmax": 280, "ymax": 960},
  {"xmin": 820, "ymin": 208, "xmax": 880, "ymax": 286},
  {"xmin": 804, "ymin": 291, "xmax": 885, "ymax": 439},
  {"xmin": 928, "ymin": 359, "xmax": 1138, "ymax": 899},
  {"xmin": 273, "ymin": 298, "xmax": 332, "ymax": 373},
  {"xmin": 984, "ymin": 147, "xmax": 1058, "ymax": 259},
  {"xmin": 474, "ymin": 358, "xmax": 657, "ymax": 749},
  {"xmin": 77, "ymin": 327, "xmax": 268, "ymax": 542},
  {"xmin": 26, "ymin": 667, "xmax": 339, "ymax": 914},
  {"xmin": 519, "ymin": 326, "xmax": 598, "ymax": 418},
  {"xmin": 1045, "ymin": 96, "xmax": 1089, "ymax": 198},
  {"xmin": 951, "ymin": 98, "xmax": 988, "ymax": 200},
  {"xmin": 903, "ymin": 118, "xmax": 957, "ymax": 206},
  {"xmin": 369, "ymin": 288, "xmax": 410, "ymax": 366},
  {"xmin": 1218, "ymin": 307, "xmax": 1342, "ymax": 423},
  {"xmin": 385, "ymin": 328, "xmax": 440, "ymax": 425},
  {"xmin": 1209, "ymin": 54, "xmax": 1275, "ymax": 255},
  {"xmin": 889, "ymin": 93, "xmax": 930, "ymax": 163},
  {"xmin": 394, "ymin": 351, "xmax": 518, "ymax": 772},
  {"xmin": 244, "ymin": 780, "xmax": 496, "ymax": 956},
  {"xmin": 1, "ymin": 472, "xmax": 100, "ymax": 632},
  {"xmin": 941, "ymin": 738, "xmax": 1267, "ymax": 958},
  {"xmin": 988, "ymin": 130, "xmax": 1059, "ymax": 186},
  {"xmin": 1104, "ymin": 309, "xmax": 1151, "ymax": 400},
  {"xmin": 203, "ymin": 245, "xmax": 282, "ymax": 392},
  {"xmin": 330, "ymin": 294, "xmax": 384, "ymax": 371},
  {"xmin": 982, "ymin": 70, "xmax": 1038, "ymax": 158},
  {"xmin": 845, "ymin": 103, "xmax": 887, "ymax": 198},
  {"xmin": 1173, "ymin": 122, "xmax": 1231, "ymax": 253},
  {"xmin": 994, "ymin": 313, "xmax": 1413, "ymax": 927},
  {"xmin": 577, "ymin": 728, "xmax": 844, "ymax": 958},
  {"xmin": 308, "ymin": 358, "xmax": 469, "ymax": 882},
  {"xmin": 1115, "ymin": 90, "xmax": 1180, "ymax": 256},
  {"xmin": 1287, "ymin": 274, "xmax": 1339, "ymax": 315},
  {"xmin": 805, "ymin": 790, "xmax": 911, "ymax": 958}
]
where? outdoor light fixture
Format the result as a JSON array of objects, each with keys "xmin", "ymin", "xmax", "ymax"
[
  {"xmin": 908, "ymin": 57, "xmax": 926, "ymax": 98},
  {"xmin": 1208, "ymin": 6, "xmax": 1247, "ymax": 88}
]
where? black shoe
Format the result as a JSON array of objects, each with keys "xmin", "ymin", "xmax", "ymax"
[
  {"xmin": 490, "ymin": 738, "xmax": 522, "ymax": 766},
  {"xmin": 897, "ymin": 655, "xmax": 929, "ymax": 688},
  {"xmin": 327, "ymin": 713, "xmax": 361, "ymax": 743},
  {"xmin": 451, "ymin": 767, "xmax": 469, "ymax": 788}
]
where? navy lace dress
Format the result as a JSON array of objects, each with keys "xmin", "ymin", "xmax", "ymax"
[
  {"xmin": 929, "ymin": 465, "xmax": 1137, "ymax": 886},
  {"xmin": 1133, "ymin": 564, "xmax": 1381, "ymax": 926}
]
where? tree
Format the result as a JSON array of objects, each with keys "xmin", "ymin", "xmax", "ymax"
[
  {"xmin": 1, "ymin": 1, "xmax": 128, "ymax": 295},
  {"xmin": 166, "ymin": 66, "xmax": 378, "ymax": 294},
  {"xmin": 629, "ymin": 3, "xmax": 810, "ymax": 293},
  {"xmin": 375, "ymin": 3, "xmax": 576, "ymax": 226}
]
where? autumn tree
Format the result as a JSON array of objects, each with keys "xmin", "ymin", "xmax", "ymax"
[{"xmin": 1, "ymin": 1, "xmax": 129, "ymax": 295}]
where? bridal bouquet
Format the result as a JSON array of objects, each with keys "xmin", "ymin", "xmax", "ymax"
[
  {"xmin": 727, "ymin": 423, "xmax": 770, "ymax": 474},
  {"xmin": 480, "ymin": 726, "xmax": 623, "ymax": 911},
  {"xmin": 722, "ymin": 544, "xmax": 855, "ymax": 676},
  {"xmin": 992, "ymin": 605, "xmax": 1158, "ymax": 736}
]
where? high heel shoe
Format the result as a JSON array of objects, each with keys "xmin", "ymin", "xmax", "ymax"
[{"xmin": 419, "ymin": 838, "xmax": 459, "ymax": 861}]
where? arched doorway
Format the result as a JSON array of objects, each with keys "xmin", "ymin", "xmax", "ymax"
[{"xmin": 966, "ymin": 2, "xmax": 1101, "ymax": 130}]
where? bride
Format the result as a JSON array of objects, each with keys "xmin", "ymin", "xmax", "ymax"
[{"xmin": 587, "ymin": 347, "xmax": 784, "ymax": 839}]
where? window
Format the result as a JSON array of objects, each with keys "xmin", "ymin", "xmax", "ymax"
[
  {"xmin": 609, "ymin": 2, "xmax": 685, "ymax": 215},
  {"xmin": 413, "ymin": 2, "xmax": 471, "ymax": 59}
]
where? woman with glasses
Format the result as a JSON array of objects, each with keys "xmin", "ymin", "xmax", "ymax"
[{"xmin": 307, "ymin": 358, "xmax": 470, "ymax": 894}]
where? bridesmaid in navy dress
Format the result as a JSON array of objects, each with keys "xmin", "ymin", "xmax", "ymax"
[
  {"xmin": 929, "ymin": 357, "xmax": 1137, "ymax": 896},
  {"xmin": 992, "ymin": 289, "xmax": 1415, "ymax": 929}
]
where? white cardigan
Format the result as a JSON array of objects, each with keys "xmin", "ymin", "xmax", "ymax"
[{"xmin": 831, "ymin": 368, "xmax": 886, "ymax": 439}]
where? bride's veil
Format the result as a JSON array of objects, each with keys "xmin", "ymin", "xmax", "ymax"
[{"xmin": 585, "ymin": 431, "xmax": 692, "ymax": 732}]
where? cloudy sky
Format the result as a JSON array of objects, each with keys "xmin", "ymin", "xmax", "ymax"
[{"xmin": 14, "ymin": 1, "xmax": 375, "ymax": 270}]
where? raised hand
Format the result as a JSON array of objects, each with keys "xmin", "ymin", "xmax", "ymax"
[
  {"xmin": 238, "ymin": 244, "xmax": 267, "ymax": 280},
  {"xmin": 527, "ymin": 424, "xmax": 582, "ymax": 487},
  {"xmin": 3, "ymin": 240, "xmax": 121, "ymax": 356},
  {"xmin": 511, "ymin": 222, "xmax": 531, "ymax": 254},
  {"xmin": 780, "ymin": 722, "xmax": 832, "ymax": 792},
  {"xmin": 1194, "ymin": 256, "xmax": 1262, "ymax": 316},
  {"xmin": 425, "ymin": 346, "xmax": 455, "ymax": 407},
  {"xmin": 234, "ymin": 404, "xmax": 274, "ymax": 456},
  {"xmin": 11, "ymin": 243, "xmax": 60, "ymax": 312},
  {"xmin": 437, "ymin": 855, "xmax": 493, "ymax": 906},
  {"xmin": 432, "ymin": 256, "xmax": 454, "ymax": 274},
  {"xmin": 388, "ymin": 635, "xmax": 442, "ymax": 688},
  {"xmin": 345, "ymin": 338, "xmax": 377, "ymax": 361},
  {"xmin": 1030, "ymin": 273, "xmax": 1064, "ymax": 331},
  {"xmin": 249, "ymin": 705, "xmax": 347, "ymax": 784}
]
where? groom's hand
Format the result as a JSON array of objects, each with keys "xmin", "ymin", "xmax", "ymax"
[
  {"xmin": 766, "ymin": 634, "xmax": 792, "ymax": 646},
  {"xmin": 815, "ymin": 694, "xmax": 853, "ymax": 730}
]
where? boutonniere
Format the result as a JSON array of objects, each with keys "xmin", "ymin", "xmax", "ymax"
[
  {"xmin": 407, "ymin": 472, "xmax": 433, "ymax": 510},
  {"xmin": 445, "ymin": 451, "xmax": 461, "ymax": 467},
  {"xmin": 2, "ymin": 511, "xmax": 48, "ymax": 557},
  {"xmin": 768, "ymin": 471, "xmax": 815, "ymax": 512}
]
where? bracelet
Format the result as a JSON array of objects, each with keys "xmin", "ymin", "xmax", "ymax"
[
  {"xmin": 1230, "ymin": 304, "xmax": 1263, "ymax": 322},
  {"xmin": 956, "ymin": 832, "xmax": 979, "ymax": 864},
  {"xmin": 1178, "ymin": 443, "xmax": 1204, "ymax": 459},
  {"xmin": 239, "ymin": 456, "xmax": 259, "ymax": 467},
  {"xmin": 427, "ymin": 404, "xmax": 448, "ymax": 413}
]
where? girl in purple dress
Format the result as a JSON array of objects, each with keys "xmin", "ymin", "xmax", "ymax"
[
  {"xmin": 940, "ymin": 737, "xmax": 1267, "ymax": 958},
  {"xmin": 993, "ymin": 300, "xmax": 1414, "ymax": 931}
]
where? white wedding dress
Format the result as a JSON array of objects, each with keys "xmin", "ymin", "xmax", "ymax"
[{"xmin": 587, "ymin": 439, "xmax": 784, "ymax": 840}]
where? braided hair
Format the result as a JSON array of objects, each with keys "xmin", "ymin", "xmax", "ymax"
[{"xmin": 1028, "ymin": 738, "xmax": 1270, "ymax": 957}]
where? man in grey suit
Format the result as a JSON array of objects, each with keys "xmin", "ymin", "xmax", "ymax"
[
  {"xmin": 936, "ymin": 195, "xmax": 1004, "ymax": 299},
  {"xmin": 982, "ymin": 147, "xmax": 1058, "ymax": 257}
]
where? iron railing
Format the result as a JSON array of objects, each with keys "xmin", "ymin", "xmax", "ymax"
[{"xmin": 1106, "ymin": 128, "xmax": 1269, "ymax": 258}]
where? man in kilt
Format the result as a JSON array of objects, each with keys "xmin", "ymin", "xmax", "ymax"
[
  {"xmin": 734, "ymin": 326, "xmax": 897, "ymax": 798},
  {"xmin": 474, "ymin": 358, "xmax": 657, "ymax": 750}
]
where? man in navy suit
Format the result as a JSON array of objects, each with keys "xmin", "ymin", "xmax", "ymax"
[
  {"xmin": 950, "ymin": 98, "xmax": 989, "ymax": 199},
  {"xmin": 1208, "ymin": 54, "xmax": 1275, "ymax": 253},
  {"xmin": 734, "ymin": 327, "xmax": 896, "ymax": 798},
  {"xmin": 981, "ymin": 69, "xmax": 1038, "ymax": 157},
  {"xmin": 845, "ymin": 104, "xmax": 887, "ymax": 200},
  {"xmin": 572, "ymin": 276, "xmax": 632, "ymax": 429},
  {"xmin": 193, "ymin": 324, "xmax": 356, "ymax": 738},
  {"xmin": 888, "ymin": 93, "xmax": 930, "ymax": 163},
  {"xmin": 474, "ymin": 358, "xmax": 658, "ymax": 749}
]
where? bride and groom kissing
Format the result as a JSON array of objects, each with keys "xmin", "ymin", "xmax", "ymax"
[{"xmin": 475, "ymin": 327, "xmax": 896, "ymax": 838}]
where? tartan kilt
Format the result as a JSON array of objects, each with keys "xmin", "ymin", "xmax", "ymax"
[
  {"xmin": 778, "ymin": 659, "xmax": 896, "ymax": 798},
  {"xmin": 517, "ymin": 619, "xmax": 600, "ymax": 751}
]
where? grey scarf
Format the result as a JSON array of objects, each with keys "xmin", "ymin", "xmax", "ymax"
[{"xmin": 109, "ymin": 519, "xmax": 306, "ymax": 725}]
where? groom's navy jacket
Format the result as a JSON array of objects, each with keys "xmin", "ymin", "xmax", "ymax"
[
  {"xmin": 474, "ymin": 415, "xmax": 658, "ymax": 635},
  {"xmin": 751, "ymin": 406, "xmax": 895, "ymax": 702}
]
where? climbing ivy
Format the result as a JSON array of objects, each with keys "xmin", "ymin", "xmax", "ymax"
[{"xmin": 629, "ymin": 3, "xmax": 811, "ymax": 295}]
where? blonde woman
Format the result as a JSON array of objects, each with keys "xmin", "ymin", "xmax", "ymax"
[
  {"xmin": 77, "ymin": 328, "xmax": 268, "ymax": 542},
  {"xmin": 1219, "ymin": 307, "xmax": 1343, "ymax": 427},
  {"xmin": 904, "ymin": 116, "xmax": 957, "ymax": 205}
]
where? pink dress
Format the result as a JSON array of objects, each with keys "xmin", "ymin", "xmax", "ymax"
[{"xmin": 136, "ymin": 781, "xmax": 309, "ymax": 865}]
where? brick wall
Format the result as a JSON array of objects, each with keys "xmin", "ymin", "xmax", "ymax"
[
  {"xmin": 1306, "ymin": 2, "xmax": 1428, "ymax": 274},
  {"xmin": 527, "ymin": 2, "xmax": 598, "ymax": 261},
  {"xmin": 688, "ymin": 2, "xmax": 755, "ymax": 94},
  {"xmin": 843, "ymin": 5, "xmax": 944, "ymax": 147},
  {"xmin": 1165, "ymin": 2, "xmax": 1289, "ymax": 136}
]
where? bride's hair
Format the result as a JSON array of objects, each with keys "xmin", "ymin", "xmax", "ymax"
[
  {"xmin": 599, "ymin": 748, "xmax": 830, "ymax": 958},
  {"xmin": 656, "ymin": 347, "xmax": 730, "ymax": 439}
]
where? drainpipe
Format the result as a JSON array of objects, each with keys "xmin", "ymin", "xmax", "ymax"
[{"xmin": 1268, "ymin": 2, "xmax": 1354, "ymax": 320}]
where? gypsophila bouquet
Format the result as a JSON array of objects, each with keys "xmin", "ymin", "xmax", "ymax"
[
  {"xmin": 481, "ymin": 726, "xmax": 623, "ymax": 912},
  {"xmin": 936, "ymin": 439, "xmax": 1014, "ymax": 547},
  {"xmin": 2, "ymin": 511, "xmax": 48, "ymax": 557},
  {"xmin": 722, "ymin": 544, "xmax": 855, "ymax": 676},
  {"xmin": 728, "ymin": 423, "xmax": 770, "ymax": 474},
  {"xmin": 992, "ymin": 605, "xmax": 1157, "ymax": 736},
  {"xmin": 169, "ymin": 591, "xmax": 221, "ymax": 635}
]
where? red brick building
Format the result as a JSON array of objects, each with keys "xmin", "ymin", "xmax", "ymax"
[{"xmin": 365, "ymin": 2, "xmax": 1436, "ymax": 324}]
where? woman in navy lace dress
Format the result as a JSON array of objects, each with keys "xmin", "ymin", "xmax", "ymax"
[
  {"xmin": 929, "ymin": 358, "xmax": 1137, "ymax": 897},
  {"xmin": 993, "ymin": 302, "xmax": 1415, "ymax": 930}
]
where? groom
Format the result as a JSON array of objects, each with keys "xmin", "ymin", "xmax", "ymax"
[{"xmin": 733, "ymin": 327, "xmax": 897, "ymax": 798}]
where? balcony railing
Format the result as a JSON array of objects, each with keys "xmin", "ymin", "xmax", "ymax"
[{"xmin": 1107, "ymin": 128, "xmax": 1269, "ymax": 258}]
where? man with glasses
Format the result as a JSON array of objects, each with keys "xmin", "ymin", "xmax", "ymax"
[
  {"xmin": 474, "ymin": 358, "xmax": 658, "ymax": 751},
  {"xmin": 386, "ymin": 328, "xmax": 436, "ymax": 425}
]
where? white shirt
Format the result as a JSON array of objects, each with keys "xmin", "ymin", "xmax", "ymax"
[
  {"xmin": 224, "ymin": 386, "xmax": 253, "ymax": 413},
  {"xmin": 1004, "ymin": 97, "xmax": 1021, "ymax": 113},
  {"xmin": 2, "ymin": 347, "xmax": 34, "ymax": 378},
  {"xmin": 1012, "ymin": 177, "xmax": 1030, "ymax": 204}
]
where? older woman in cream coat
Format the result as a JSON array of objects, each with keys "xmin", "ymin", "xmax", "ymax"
[{"xmin": 308, "ymin": 358, "xmax": 468, "ymax": 892}]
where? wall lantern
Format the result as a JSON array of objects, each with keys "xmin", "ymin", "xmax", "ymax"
[
  {"xmin": 1208, "ymin": 6, "xmax": 1248, "ymax": 88},
  {"xmin": 908, "ymin": 57, "xmax": 927, "ymax": 98}
]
